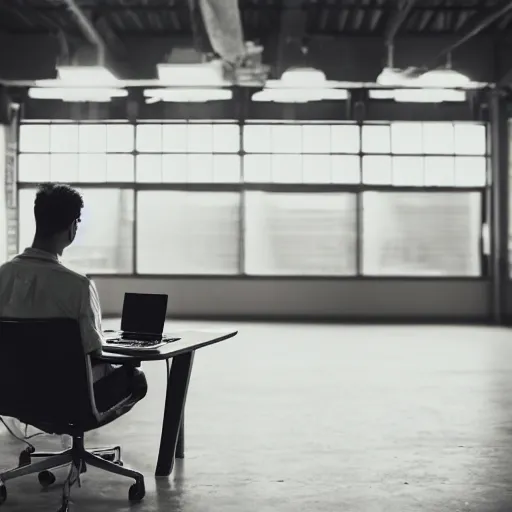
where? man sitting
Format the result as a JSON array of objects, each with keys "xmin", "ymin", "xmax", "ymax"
[{"xmin": 0, "ymin": 183, "xmax": 147, "ymax": 439}]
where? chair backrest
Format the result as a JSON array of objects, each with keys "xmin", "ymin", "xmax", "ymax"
[{"xmin": 0, "ymin": 318, "xmax": 93, "ymax": 430}]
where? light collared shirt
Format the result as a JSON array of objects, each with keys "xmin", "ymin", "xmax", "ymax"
[{"xmin": 0, "ymin": 247, "xmax": 109, "ymax": 381}]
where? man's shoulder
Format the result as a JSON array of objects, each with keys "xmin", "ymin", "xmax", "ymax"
[
  {"xmin": 0, "ymin": 259, "xmax": 20, "ymax": 275},
  {"xmin": 54, "ymin": 263, "xmax": 91, "ymax": 287},
  {"xmin": 0, "ymin": 256, "xmax": 91, "ymax": 289}
]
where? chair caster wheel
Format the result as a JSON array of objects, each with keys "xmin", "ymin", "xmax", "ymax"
[
  {"xmin": 0, "ymin": 483, "xmax": 6, "ymax": 505},
  {"xmin": 18, "ymin": 450, "xmax": 31, "ymax": 467},
  {"xmin": 128, "ymin": 479, "xmax": 145, "ymax": 501},
  {"xmin": 38, "ymin": 470, "xmax": 56, "ymax": 488}
]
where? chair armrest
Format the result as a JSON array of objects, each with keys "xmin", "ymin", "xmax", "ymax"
[
  {"xmin": 93, "ymin": 351, "xmax": 141, "ymax": 366},
  {"xmin": 86, "ymin": 352, "xmax": 143, "ymax": 423}
]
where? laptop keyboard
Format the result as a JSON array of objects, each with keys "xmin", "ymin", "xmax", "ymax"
[{"xmin": 105, "ymin": 336, "xmax": 180, "ymax": 348}]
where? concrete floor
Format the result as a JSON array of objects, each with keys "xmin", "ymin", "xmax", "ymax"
[{"xmin": 2, "ymin": 321, "xmax": 512, "ymax": 511}]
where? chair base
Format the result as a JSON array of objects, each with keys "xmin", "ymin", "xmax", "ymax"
[{"xmin": 0, "ymin": 436, "xmax": 145, "ymax": 507}]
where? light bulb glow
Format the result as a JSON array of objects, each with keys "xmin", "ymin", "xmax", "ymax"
[
  {"xmin": 28, "ymin": 87, "xmax": 127, "ymax": 102},
  {"xmin": 280, "ymin": 67, "xmax": 326, "ymax": 86},
  {"xmin": 144, "ymin": 88, "xmax": 232, "ymax": 102}
]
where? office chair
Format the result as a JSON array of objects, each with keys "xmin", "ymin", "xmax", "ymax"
[{"xmin": 0, "ymin": 318, "xmax": 146, "ymax": 512}]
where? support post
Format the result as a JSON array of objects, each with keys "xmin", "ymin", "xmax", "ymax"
[{"xmin": 489, "ymin": 89, "xmax": 509, "ymax": 324}]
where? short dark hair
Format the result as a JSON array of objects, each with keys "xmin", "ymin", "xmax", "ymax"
[{"xmin": 34, "ymin": 183, "xmax": 84, "ymax": 237}]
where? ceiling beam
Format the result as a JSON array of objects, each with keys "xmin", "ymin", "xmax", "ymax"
[
  {"xmin": 0, "ymin": 33, "xmax": 499, "ymax": 83},
  {"xmin": 25, "ymin": 4, "xmax": 486, "ymax": 14},
  {"xmin": 0, "ymin": 2, "xmax": 62, "ymax": 32}
]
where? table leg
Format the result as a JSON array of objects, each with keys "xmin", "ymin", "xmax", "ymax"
[
  {"xmin": 176, "ymin": 415, "xmax": 185, "ymax": 459},
  {"xmin": 155, "ymin": 351, "xmax": 194, "ymax": 477}
]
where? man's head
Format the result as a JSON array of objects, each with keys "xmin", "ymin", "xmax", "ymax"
[{"xmin": 33, "ymin": 183, "xmax": 84, "ymax": 254}]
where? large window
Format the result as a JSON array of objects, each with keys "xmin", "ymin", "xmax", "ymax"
[
  {"xmin": 243, "ymin": 123, "xmax": 361, "ymax": 183},
  {"xmin": 17, "ymin": 120, "xmax": 487, "ymax": 277},
  {"xmin": 245, "ymin": 192, "xmax": 357, "ymax": 275},
  {"xmin": 137, "ymin": 191, "xmax": 240, "ymax": 274},
  {"xmin": 361, "ymin": 122, "xmax": 486, "ymax": 187},
  {"xmin": 136, "ymin": 123, "xmax": 240, "ymax": 183},
  {"xmin": 19, "ymin": 123, "xmax": 135, "ymax": 183},
  {"xmin": 362, "ymin": 192, "xmax": 481, "ymax": 276}
]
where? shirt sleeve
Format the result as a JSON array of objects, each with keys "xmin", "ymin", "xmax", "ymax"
[{"xmin": 79, "ymin": 279, "xmax": 104, "ymax": 354}]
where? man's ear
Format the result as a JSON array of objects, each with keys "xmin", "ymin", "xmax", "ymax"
[{"xmin": 68, "ymin": 221, "xmax": 75, "ymax": 242}]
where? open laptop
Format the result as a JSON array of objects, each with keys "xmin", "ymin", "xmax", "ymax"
[{"xmin": 103, "ymin": 293, "xmax": 179, "ymax": 352}]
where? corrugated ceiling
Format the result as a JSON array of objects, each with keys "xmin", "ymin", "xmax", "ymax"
[{"xmin": 0, "ymin": 0, "xmax": 511, "ymax": 37}]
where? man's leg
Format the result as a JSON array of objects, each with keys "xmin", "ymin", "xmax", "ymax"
[{"xmin": 94, "ymin": 365, "xmax": 148, "ymax": 414}]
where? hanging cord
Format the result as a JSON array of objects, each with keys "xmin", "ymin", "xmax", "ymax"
[
  {"xmin": 0, "ymin": 417, "xmax": 37, "ymax": 451},
  {"xmin": 60, "ymin": 457, "xmax": 82, "ymax": 510}
]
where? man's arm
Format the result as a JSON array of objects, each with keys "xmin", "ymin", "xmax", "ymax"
[{"xmin": 79, "ymin": 279, "xmax": 104, "ymax": 356}]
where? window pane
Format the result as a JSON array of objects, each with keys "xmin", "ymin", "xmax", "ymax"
[
  {"xmin": 79, "ymin": 124, "xmax": 107, "ymax": 153},
  {"xmin": 244, "ymin": 155, "xmax": 271, "ymax": 182},
  {"xmin": 50, "ymin": 124, "xmax": 79, "ymax": 153},
  {"xmin": 213, "ymin": 155, "xmax": 241, "ymax": 182},
  {"xmin": 424, "ymin": 157, "xmax": 455, "ymax": 186},
  {"xmin": 244, "ymin": 125, "xmax": 271, "ymax": 153},
  {"xmin": 188, "ymin": 124, "xmax": 213, "ymax": 153},
  {"xmin": 303, "ymin": 155, "xmax": 331, "ymax": 183},
  {"xmin": 272, "ymin": 125, "xmax": 301, "ymax": 153},
  {"xmin": 106, "ymin": 154, "xmax": 134, "ymax": 182},
  {"xmin": 331, "ymin": 155, "xmax": 360, "ymax": 183},
  {"xmin": 213, "ymin": 124, "xmax": 240, "ymax": 152},
  {"xmin": 362, "ymin": 191, "xmax": 481, "ymax": 276},
  {"xmin": 136, "ymin": 155, "xmax": 162, "ymax": 182},
  {"xmin": 392, "ymin": 157, "xmax": 424, "ymax": 186},
  {"xmin": 454, "ymin": 124, "xmax": 486, "ymax": 155},
  {"xmin": 106, "ymin": 124, "xmax": 134, "ymax": 152},
  {"xmin": 136, "ymin": 124, "xmax": 162, "ymax": 152},
  {"xmin": 362, "ymin": 155, "xmax": 392, "ymax": 184},
  {"xmin": 20, "ymin": 124, "xmax": 50, "ymax": 152},
  {"xmin": 302, "ymin": 125, "xmax": 331, "ymax": 153},
  {"xmin": 362, "ymin": 125, "xmax": 391, "ymax": 153},
  {"xmin": 18, "ymin": 190, "xmax": 35, "ymax": 252},
  {"xmin": 79, "ymin": 154, "xmax": 107, "ymax": 182},
  {"xmin": 391, "ymin": 123, "xmax": 422, "ymax": 154},
  {"xmin": 19, "ymin": 188, "xmax": 134, "ymax": 274},
  {"xmin": 18, "ymin": 154, "xmax": 50, "ymax": 182},
  {"xmin": 423, "ymin": 123, "xmax": 454, "ymax": 154},
  {"xmin": 188, "ymin": 154, "xmax": 213, "ymax": 182},
  {"xmin": 272, "ymin": 155, "xmax": 302, "ymax": 182},
  {"xmin": 331, "ymin": 124, "xmax": 360, "ymax": 153},
  {"xmin": 162, "ymin": 154, "xmax": 188, "ymax": 182},
  {"xmin": 162, "ymin": 124, "xmax": 188, "ymax": 152},
  {"xmin": 137, "ymin": 191, "xmax": 240, "ymax": 274},
  {"xmin": 245, "ymin": 192, "xmax": 357, "ymax": 275},
  {"xmin": 51, "ymin": 154, "xmax": 79, "ymax": 182},
  {"xmin": 454, "ymin": 157, "xmax": 487, "ymax": 187}
]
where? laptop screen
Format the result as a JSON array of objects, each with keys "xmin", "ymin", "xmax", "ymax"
[{"xmin": 120, "ymin": 293, "xmax": 168, "ymax": 335}]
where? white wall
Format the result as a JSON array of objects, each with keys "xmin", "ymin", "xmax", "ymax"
[
  {"xmin": 93, "ymin": 277, "xmax": 490, "ymax": 321},
  {"xmin": 0, "ymin": 125, "xmax": 6, "ymax": 264}
]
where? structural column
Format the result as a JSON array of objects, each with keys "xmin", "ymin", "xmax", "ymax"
[
  {"xmin": 1, "ymin": 100, "xmax": 19, "ymax": 264},
  {"xmin": 489, "ymin": 89, "xmax": 509, "ymax": 324}
]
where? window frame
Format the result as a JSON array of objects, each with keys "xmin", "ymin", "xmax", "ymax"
[{"xmin": 16, "ymin": 120, "xmax": 489, "ymax": 279}]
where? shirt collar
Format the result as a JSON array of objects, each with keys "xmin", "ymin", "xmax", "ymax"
[{"xmin": 19, "ymin": 247, "xmax": 60, "ymax": 263}]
